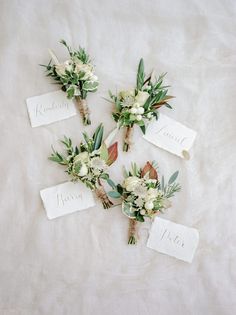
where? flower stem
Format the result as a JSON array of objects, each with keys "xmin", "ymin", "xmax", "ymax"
[
  {"xmin": 128, "ymin": 219, "xmax": 138, "ymax": 245},
  {"xmin": 94, "ymin": 184, "xmax": 113, "ymax": 209},
  {"xmin": 75, "ymin": 96, "xmax": 91, "ymax": 126},
  {"xmin": 123, "ymin": 126, "xmax": 133, "ymax": 152}
]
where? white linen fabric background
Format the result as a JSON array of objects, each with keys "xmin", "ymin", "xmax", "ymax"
[{"xmin": 0, "ymin": 0, "xmax": 235, "ymax": 314}]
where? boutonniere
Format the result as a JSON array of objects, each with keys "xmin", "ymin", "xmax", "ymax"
[
  {"xmin": 108, "ymin": 161, "xmax": 181, "ymax": 244},
  {"xmin": 41, "ymin": 40, "xmax": 99, "ymax": 125},
  {"xmin": 49, "ymin": 124, "xmax": 118, "ymax": 209},
  {"xmin": 109, "ymin": 59, "xmax": 174, "ymax": 151}
]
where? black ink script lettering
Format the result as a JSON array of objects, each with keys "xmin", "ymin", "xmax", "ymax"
[
  {"xmin": 56, "ymin": 193, "xmax": 83, "ymax": 207},
  {"xmin": 156, "ymin": 125, "xmax": 188, "ymax": 146},
  {"xmin": 35, "ymin": 102, "xmax": 70, "ymax": 117},
  {"xmin": 160, "ymin": 228, "xmax": 185, "ymax": 247}
]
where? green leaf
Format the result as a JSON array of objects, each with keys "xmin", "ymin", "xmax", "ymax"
[
  {"xmin": 48, "ymin": 156, "xmax": 62, "ymax": 163},
  {"xmin": 117, "ymin": 184, "xmax": 124, "ymax": 195},
  {"xmin": 140, "ymin": 124, "xmax": 146, "ymax": 134},
  {"xmin": 136, "ymin": 58, "xmax": 145, "ymax": 90},
  {"xmin": 108, "ymin": 191, "xmax": 121, "ymax": 199},
  {"xmin": 74, "ymin": 162, "xmax": 81, "ymax": 173},
  {"xmin": 93, "ymin": 124, "xmax": 104, "ymax": 150},
  {"xmin": 161, "ymin": 175, "xmax": 165, "ymax": 190},
  {"xmin": 100, "ymin": 173, "xmax": 109, "ymax": 180},
  {"xmin": 66, "ymin": 86, "xmax": 75, "ymax": 99},
  {"xmin": 165, "ymin": 103, "xmax": 172, "ymax": 109},
  {"xmin": 107, "ymin": 178, "xmax": 116, "ymax": 189},
  {"xmin": 122, "ymin": 202, "xmax": 136, "ymax": 218},
  {"xmin": 99, "ymin": 142, "xmax": 109, "ymax": 162},
  {"xmin": 83, "ymin": 81, "xmax": 98, "ymax": 91},
  {"xmin": 168, "ymin": 171, "xmax": 179, "ymax": 185},
  {"xmin": 135, "ymin": 212, "xmax": 145, "ymax": 222}
]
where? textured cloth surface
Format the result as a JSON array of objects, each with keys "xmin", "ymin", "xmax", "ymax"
[{"xmin": 0, "ymin": 1, "xmax": 235, "ymax": 314}]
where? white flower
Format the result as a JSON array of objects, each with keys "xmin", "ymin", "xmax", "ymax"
[
  {"xmin": 78, "ymin": 164, "xmax": 88, "ymax": 177},
  {"xmin": 133, "ymin": 184, "xmax": 147, "ymax": 198},
  {"xmin": 75, "ymin": 62, "xmax": 93, "ymax": 80},
  {"xmin": 90, "ymin": 157, "xmax": 106, "ymax": 170},
  {"xmin": 55, "ymin": 60, "xmax": 73, "ymax": 76},
  {"xmin": 137, "ymin": 107, "xmax": 144, "ymax": 115},
  {"xmin": 130, "ymin": 107, "xmax": 138, "ymax": 114},
  {"xmin": 140, "ymin": 209, "xmax": 146, "ymax": 215},
  {"xmin": 123, "ymin": 176, "xmax": 141, "ymax": 192},
  {"xmin": 135, "ymin": 91, "xmax": 149, "ymax": 106},
  {"xmin": 147, "ymin": 188, "xmax": 158, "ymax": 199},
  {"xmin": 119, "ymin": 89, "xmax": 135, "ymax": 99},
  {"xmin": 145, "ymin": 201, "xmax": 154, "ymax": 210},
  {"xmin": 136, "ymin": 115, "xmax": 142, "ymax": 121},
  {"xmin": 135, "ymin": 197, "xmax": 144, "ymax": 208},
  {"xmin": 147, "ymin": 112, "xmax": 153, "ymax": 119},
  {"xmin": 74, "ymin": 152, "xmax": 89, "ymax": 163},
  {"xmin": 133, "ymin": 102, "xmax": 141, "ymax": 108},
  {"xmin": 162, "ymin": 199, "xmax": 172, "ymax": 209}
]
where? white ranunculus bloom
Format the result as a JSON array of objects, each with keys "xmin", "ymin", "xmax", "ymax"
[
  {"xmin": 136, "ymin": 115, "xmax": 142, "ymax": 121},
  {"xmin": 145, "ymin": 201, "xmax": 154, "ymax": 210},
  {"xmin": 140, "ymin": 209, "xmax": 146, "ymax": 215},
  {"xmin": 55, "ymin": 63, "xmax": 66, "ymax": 76},
  {"xmin": 119, "ymin": 89, "xmax": 135, "ymax": 99},
  {"xmin": 74, "ymin": 152, "xmax": 89, "ymax": 163},
  {"xmin": 75, "ymin": 63, "xmax": 93, "ymax": 80},
  {"xmin": 55, "ymin": 60, "xmax": 73, "ymax": 76},
  {"xmin": 135, "ymin": 91, "xmax": 149, "ymax": 106},
  {"xmin": 130, "ymin": 107, "xmax": 138, "ymax": 114},
  {"xmin": 137, "ymin": 107, "xmax": 144, "ymax": 114},
  {"xmin": 78, "ymin": 164, "xmax": 88, "ymax": 177},
  {"xmin": 123, "ymin": 176, "xmax": 141, "ymax": 192}
]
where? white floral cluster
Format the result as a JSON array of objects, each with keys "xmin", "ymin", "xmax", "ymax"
[
  {"xmin": 55, "ymin": 59, "xmax": 98, "ymax": 83},
  {"xmin": 122, "ymin": 176, "xmax": 171, "ymax": 216},
  {"xmin": 119, "ymin": 89, "xmax": 154, "ymax": 121},
  {"xmin": 73, "ymin": 150, "xmax": 107, "ymax": 182}
]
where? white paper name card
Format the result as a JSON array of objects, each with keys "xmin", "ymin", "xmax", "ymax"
[
  {"xmin": 40, "ymin": 181, "xmax": 95, "ymax": 219},
  {"xmin": 147, "ymin": 217, "xmax": 199, "ymax": 263},
  {"xmin": 143, "ymin": 114, "xmax": 197, "ymax": 159},
  {"xmin": 26, "ymin": 90, "xmax": 77, "ymax": 127}
]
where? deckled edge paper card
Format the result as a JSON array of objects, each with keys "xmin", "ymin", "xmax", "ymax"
[
  {"xmin": 147, "ymin": 217, "xmax": 199, "ymax": 263},
  {"xmin": 40, "ymin": 181, "xmax": 95, "ymax": 219},
  {"xmin": 143, "ymin": 113, "xmax": 197, "ymax": 159},
  {"xmin": 26, "ymin": 90, "xmax": 77, "ymax": 127}
]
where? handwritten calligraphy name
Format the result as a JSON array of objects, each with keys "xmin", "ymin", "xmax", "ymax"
[
  {"xmin": 35, "ymin": 102, "xmax": 69, "ymax": 116},
  {"xmin": 156, "ymin": 125, "xmax": 188, "ymax": 145},
  {"xmin": 57, "ymin": 193, "xmax": 83, "ymax": 207},
  {"xmin": 160, "ymin": 228, "xmax": 185, "ymax": 248}
]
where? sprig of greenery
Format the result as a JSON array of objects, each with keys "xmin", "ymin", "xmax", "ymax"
[
  {"xmin": 109, "ymin": 58, "xmax": 174, "ymax": 135},
  {"xmin": 41, "ymin": 40, "xmax": 98, "ymax": 100}
]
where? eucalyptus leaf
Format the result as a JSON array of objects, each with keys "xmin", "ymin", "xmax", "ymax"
[
  {"xmin": 168, "ymin": 171, "xmax": 179, "ymax": 185},
  {"xmin": 122, "ymin": 202, "xmax": 136, "ymax": 219},
  {"xmin": 108, "ymin": 191, "xmax": 121, "ymax": 199}
]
